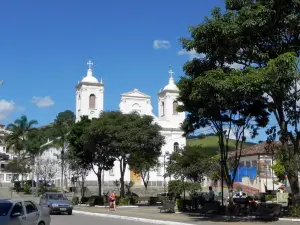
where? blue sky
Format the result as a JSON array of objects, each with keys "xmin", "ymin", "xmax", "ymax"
[{"xmin": 0, "ymin": 0, "xmax": 272, "ymax": 143}]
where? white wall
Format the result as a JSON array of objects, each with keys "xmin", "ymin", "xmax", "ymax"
[{"xmin": 76, "ymin": 83, "xmax": 104, "ymax": 121}]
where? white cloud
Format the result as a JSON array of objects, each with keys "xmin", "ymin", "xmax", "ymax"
[
  {"xmin": 31, "ymin": 96, "xmax": 54, "ymax": 108},
  {"xmin": 225, "ymin": 128, "xmax": 251, "ymax": 140},
  {"xmin": 0, "ymin": 99, "xmax": 16, "ymax": 120},
  {"xmin": 153, "ymin": 40, "xmax": 171, "ymax": 49},
  {"xmin": 177, "ymin": 49, "xmax": 205, "ymax": 60},
  {"xmin": 226, "ymin": 63, "xmax": 244, "ymax": 69}
]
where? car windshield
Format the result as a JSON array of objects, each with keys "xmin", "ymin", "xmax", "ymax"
[
  {"xmin": 48, "ymin": 194, "xmax": 68, "ymax": 200},
  {"xmin": 0, "ymin": 202, "xmax": 12, "ymax": 216}
]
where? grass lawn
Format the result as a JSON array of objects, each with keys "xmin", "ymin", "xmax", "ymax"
[{"xmin": 187, "ymin": 135, "xmax": 256, "ymax": 156}]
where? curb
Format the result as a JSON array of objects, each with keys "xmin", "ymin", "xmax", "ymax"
[
  {"xmin": 77, "ymin": 204, "xmax": 138, "ymax": 208},
  {"xmin": 279, "ymin": 218, "xmax": 300, "ymax": 222},
  {"xmin": 73, "ymin": 210, "xmax": 195, "ymax": 225},
  {"xmin": 95, "ymin": 205, "xmax": 138, "ymax": 208}
]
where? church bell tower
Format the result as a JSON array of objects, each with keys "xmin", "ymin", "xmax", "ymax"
[{"xmin": 75, "ymin": 60, "xmax": 104, "ymax": 122}]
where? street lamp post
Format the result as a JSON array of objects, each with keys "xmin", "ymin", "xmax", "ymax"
[{"xmin": 163, "ymin": 151, "xmax": 170, "ymax": 194}]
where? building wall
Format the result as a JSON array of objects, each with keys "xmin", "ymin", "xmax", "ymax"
[
  {"xmin": 235, "ymin": 154, "xmax": 283, "ymax": 192},
  {"xmin": 76, "ymin": 84, "xmax": 104, "ymax": 121},
  {"xmin": 119, "ymin": 89, "xmax": 154, "ymax": 116}
]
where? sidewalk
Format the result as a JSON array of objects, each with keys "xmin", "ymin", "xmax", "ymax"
[{"xmin": 73, "ymin": 206, "xmax": 292, "ymax": 225}]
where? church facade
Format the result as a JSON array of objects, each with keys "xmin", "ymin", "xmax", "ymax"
[
  {"xmin": 76, "ymin": 61, "xmax": 186, "ymax": 187},
  {"xmin": 43, "ymin": 61, "xmax": 186, "ymax": 189}
]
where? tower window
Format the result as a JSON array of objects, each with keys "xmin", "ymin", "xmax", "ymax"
[
  {"xmin": 173, "ymin": 101, "xmax": 178, "ymax": 115},
  {"xmin": 89, "ymin": 94, "xmax": 96, "ymax": 108},
  {"xmin": 174, "ymin": 142, "xmax": 179, "ymax": 151},
  {"xmin": 162, "ymin": 102, "xmax": 165, "ymax": 116}
]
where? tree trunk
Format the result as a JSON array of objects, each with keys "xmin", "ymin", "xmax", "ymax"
[
  {"xmin": 81, "ymin": 177, "xmax": 86, "ymax": 198},
  {"xmin": 60, "ymin": 149, "xmax": 64, "ymax": 190},
  {"xmin": 119, "ymin": 158, "xmax": 126, "ymax": 198},
  {"xmin": 97, "ymin": 173, "xmax": 102, "ymax": 197},
  {"xmin": 287, "ymin": 166, "xmax": 300, "ymax": 195}
]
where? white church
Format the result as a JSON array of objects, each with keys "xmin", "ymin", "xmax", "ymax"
[{"xmin": 46, "ymin": 61, "xmax": 186, "ymax": 190}]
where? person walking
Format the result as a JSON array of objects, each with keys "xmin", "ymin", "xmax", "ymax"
[{"xmin": 109, "ymin": 191, "xmax": 116, "ymax": 211}]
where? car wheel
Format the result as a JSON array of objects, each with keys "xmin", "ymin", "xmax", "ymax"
[
  {"xmin": 38, "ymin": 222, "xmax": 45, "ymax": 225},
  {"xmin": 68, "ymin": 210, "xmax": 72, "ymax": 215}
]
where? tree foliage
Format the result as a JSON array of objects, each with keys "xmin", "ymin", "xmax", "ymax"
[
  {"xmin": 166, "ymin": 146, "xmax": 210, "ymax": 184},
  {"xmin": 127, "ymin": 114, "xmax": 165, "ymax": 193},
  {"xmin": 178, "ymin": 0, "xmax": 300, "ymax": 195},
  {"xmin": 49, "ymin": 110, "xmax": 75, "ymax": 189}
]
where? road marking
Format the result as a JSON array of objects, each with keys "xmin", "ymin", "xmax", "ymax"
[{"xmin": 73, "ymin": 210, "xmax": 195, "ymax": 225}]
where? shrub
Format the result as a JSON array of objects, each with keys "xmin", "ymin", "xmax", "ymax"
[
  {"xmin": 80, "ymin": 196, "xmax": 90, "ymax": 204},
  {"xmin": 72, "ymin": 196, "xmax": 79, "ymax": 205},
  {"xmin": 23, "ymin": 182, "xmax": 31, "ymax": 194},
  {"xmin": 265, "ymin": 195, "xmax": 276, "ymax": 201},
  {"xmin": 48, "ymin": 187, "xmax": 59, "ymax": 192},
  {"xmin": 149, "ymin": 197, "xmax": 158, "ymax": 205},
  {"xmin": 176, "ymin": 198, "xmax": 184, "ymax": 212},
  {"xmin": 289, "ymin": 204, "xmax": 300, "ymax": 217},
  {"xmin": 88, "ymin": 196, "xmax": 104, "ymax": 206}
]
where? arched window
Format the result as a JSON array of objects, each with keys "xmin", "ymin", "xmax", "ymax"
[
  {"xmin": 132, "ymin": 103, "xmax": 141, "ymax": 114},
  {"xmin": 174, "ymin": 142, "xmax": 179, "ymax": 151},
  {"xmin": 161, "ymin": 102, "xmax": 165, "ymax": 116},
  {"xmin": 173, "ymin": 101, "xmax": 178, "ymax": 114},
  {"xmin": 89, "ymin": 94, "xmax": 96, "ymax": 108}
]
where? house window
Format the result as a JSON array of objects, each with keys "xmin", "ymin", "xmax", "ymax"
[
  {"xmin": 0, "ymin": 174, "xmax": 4, "ymax": 181},
  {"xmin": 89, "ymin": 94, "xmax": 96, "ymax": 108},
  {"xmin": 252, "ymin": 160, "xmax": 257, "ymax": 168},
  {"xmin": 246, "ymin": 161, "xmax": 251, "ymax": 167},
  {"xmin": 157, "ymin": 165, "xmax": 162, "ymax": 176},
  {"xmin": 239, "ymin": 161, "xmax": 245, "ymax": 167},
  {"xmin": 174, "ymin": 142, "xmax": 179, "ymax": 151},
  {"xmin": 173, "ymin": 101, "xmax": 178, "ymax": 114},
  {"xmin": 109, "ymin": 169, "xmax": 114, "ymax": 176}
]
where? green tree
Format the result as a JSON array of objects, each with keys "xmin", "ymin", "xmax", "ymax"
[
  {"xmin": 179, "ymin": 0, "xmax": 300, "ymax": 195},
  {"xmin": 81, "ymin": 112, "xmax": 117, "ymax": 197},
  {"xmin": 166, "ymin": 146, "xmax": 211, "ymax": 197},
  {"xmin": 26, "ymin": 127, "xmax": 54, "ymax": 194},
  {"xmin": 127, "ymin": 114, "xmax": 165, "ymax": 196},
  {"xmin": 5, "ymin": 115, "xmax": 38, "ymax": 183},
  {"xmin": 177, "ymin": 65, "xmax": 266, "ymax": 203},
  {"xmin": 50, "ymin": 110, "xmax": 75, "ymax": 189},
  {"xmin": 270, "ymin": 160, "xmax": 286, "ymax": 183},
  {"xmin": 68, "ymin": 116, "xmax": 92, "ymax": 197}
]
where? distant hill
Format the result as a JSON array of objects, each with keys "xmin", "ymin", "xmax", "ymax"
[{"xmin": 187, "ymin": 135, "xmax": 256, "ymax": 156}]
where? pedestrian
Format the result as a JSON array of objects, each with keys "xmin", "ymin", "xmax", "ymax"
[
  {"xmin": 109, "ymin": 191, "xmax": 116, "ymax": 211},
  {"xmin": 208, "ymin": 186, "xmax": 215, "ymax": 202}
]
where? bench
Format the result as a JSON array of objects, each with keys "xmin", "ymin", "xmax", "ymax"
[
  {"xmin": 199, "ymin": 201, "xmax": 221, "ymax": 216},
  {"xmin": 158, "ymin": 200, "xmax": 175, "ymax": 213}
]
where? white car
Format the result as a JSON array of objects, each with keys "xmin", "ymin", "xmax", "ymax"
[{"xmin": 0, "ymin": 199, "xmax": 51, "ymax": 225}]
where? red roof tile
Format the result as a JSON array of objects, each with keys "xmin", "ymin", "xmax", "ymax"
[{"xmin": 229, "ymin": 141, "xmax": 280, "ymax": 158}]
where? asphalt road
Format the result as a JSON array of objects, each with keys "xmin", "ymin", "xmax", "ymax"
[{"xmin": 50, "ymin": 214, "xmax": 157, "ymax": 225}]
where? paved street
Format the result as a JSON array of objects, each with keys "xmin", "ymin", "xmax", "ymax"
[
  {"xmin": 50, "ymin": 214, "xmax": 150, "ymax": 225},
  {"xmin": 50, "ymin": 213, "xmax": 297, "ymax": 225}
]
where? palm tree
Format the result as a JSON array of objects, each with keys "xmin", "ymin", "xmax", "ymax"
[{"xmin": 5, "ymin": 115, "xmax": 38, "ymax": 183}]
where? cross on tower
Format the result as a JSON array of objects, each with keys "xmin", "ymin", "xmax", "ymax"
[
  {"xmin": 87, "ymin": 60, "xmax": 93, "ymax": 70},
  {"xmin": 168, "ymin": 65, "xmax": 174, "ymax": 78}
]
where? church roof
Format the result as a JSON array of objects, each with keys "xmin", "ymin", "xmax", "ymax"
[
  {"xmin": 121, "ymin": 89, "xmax": 151, "ymax": 98},
  {"xmin": 159, "ymin": 67, "xmax": 179, "ymax": 93},
  {"xmin": 79, "ymin": 60, "xmax": 103, "ymax": 85}
]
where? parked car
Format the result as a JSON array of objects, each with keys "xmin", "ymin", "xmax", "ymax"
[
  {"xmin": 0, "ymin": 199, "xmax": 51, "ymax": 225},
  {"xmin": 39, "ymin": 192, "xmax": 73, "ymax": 215}
]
